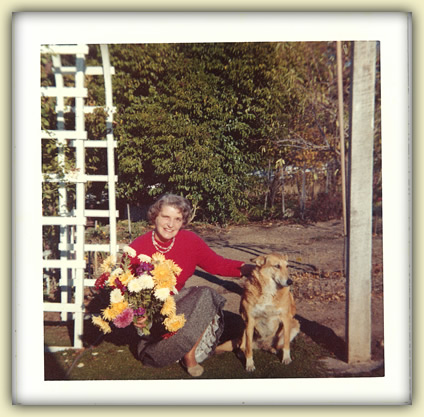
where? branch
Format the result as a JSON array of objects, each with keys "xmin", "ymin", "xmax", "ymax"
[{"xmin": 276, "ymin": 137, "xmax": 332, "ymax": 152}]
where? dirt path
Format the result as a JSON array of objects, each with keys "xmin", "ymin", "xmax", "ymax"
[{"xmin": 185, "ymin": 219, "xmax": 384, "ymax": 369}]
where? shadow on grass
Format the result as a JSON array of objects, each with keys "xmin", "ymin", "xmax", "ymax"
[
  {"xmin": 44, "ymin": 345, "xmax": 69, "ymax": 380},
  {"xmin": 296, "ymin": 315, "xmax": 347, "ymax": 362}
]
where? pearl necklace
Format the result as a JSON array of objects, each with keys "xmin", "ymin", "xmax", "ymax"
[{"xmin": 152, "ymin": 231, "xmax": 175, "ymax": 254}]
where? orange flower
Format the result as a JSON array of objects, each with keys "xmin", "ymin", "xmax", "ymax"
[{"xmin": 152, "ymin": 264, "xmax": 176, "ymax": 289}]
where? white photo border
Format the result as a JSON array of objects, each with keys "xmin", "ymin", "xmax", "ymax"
[{"xmin": 12, "ymin": 11, "xmax": 411, "ymax": 405}]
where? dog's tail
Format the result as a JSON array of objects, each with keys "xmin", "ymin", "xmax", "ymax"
[{"xmin": 215, "ymin": 339, "xmax": 239, "ymax": 354}]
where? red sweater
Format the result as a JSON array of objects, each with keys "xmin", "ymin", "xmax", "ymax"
[{"xmin": 129, "ymin": 229, "xmax": 244, "ymax": 291}]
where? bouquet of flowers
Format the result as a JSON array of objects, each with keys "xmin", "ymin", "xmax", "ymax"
[{"xmin": 91, "ymin": 246, "xmax": 186, "ymax": 337}]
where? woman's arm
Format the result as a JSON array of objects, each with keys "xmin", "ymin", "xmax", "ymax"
[{"xmin": 193, "ymin": 234, "xmax": 245, "ymax": 278}]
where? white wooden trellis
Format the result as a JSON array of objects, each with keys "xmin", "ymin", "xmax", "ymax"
[{"xmin": 41, "ymin": 44, "xmax": 118, "ymax": 351}]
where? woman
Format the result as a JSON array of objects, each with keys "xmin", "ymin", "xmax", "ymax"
[{"xmin": 129, "ymin": 194, "xmax": 247, "ymax": 377}]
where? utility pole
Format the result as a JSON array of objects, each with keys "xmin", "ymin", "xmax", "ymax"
[{"xmin": 346, "ymin": 41, "xmax": 377, "ymax": 363}]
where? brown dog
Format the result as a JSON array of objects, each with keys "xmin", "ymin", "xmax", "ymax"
[{"xmin": 218, "ymin": 253, "xmax": 300, "ymax": 372}]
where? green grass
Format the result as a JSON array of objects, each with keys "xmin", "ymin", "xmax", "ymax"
[{"xmin": 45, "ymin": 333, "xmax": 330, "ymax": 381}]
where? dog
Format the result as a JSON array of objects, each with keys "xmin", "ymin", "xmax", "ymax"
[{"xmin": 217, "ymin": 253, "xmax": 300, "ymax": 372}]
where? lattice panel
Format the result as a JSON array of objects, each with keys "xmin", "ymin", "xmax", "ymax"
[{"xmin": 41, "ymin": 44, "xmax": 118, "ymax": 350}]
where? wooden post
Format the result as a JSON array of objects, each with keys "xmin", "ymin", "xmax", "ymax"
[
  {"xmin": 94, "ymin": 220, "xmax": 98, "ymax": 275},
  {"xmin": 337, "ymin": 41, "xmax": 347, "ymax": 237},
  {"xmin": 127, "ymin": 203, "xmax": 132, "ymax": 241},
  {"xmin": 346, "ymin": 41, "xmax": 376, "ymax": 363}
]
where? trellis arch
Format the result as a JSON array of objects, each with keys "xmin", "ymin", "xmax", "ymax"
[{"xmin": 41, "ymin": 44, "xmax": 118, "ymax": 351}]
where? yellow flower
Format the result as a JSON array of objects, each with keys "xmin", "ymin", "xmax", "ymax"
[
  {"xmin": 107, "ymin": 270, "xmax": 120, "ymax": 287},
  {"xmin": 92, "ymin": 316, "xmax": 112, "ymax": 334},
  {"xmin": 119, "ymin": 270, "xmax": 135, "ymax": 286},
  {"xmin": 161, "ymin": 296, "xmax": 176, "ymax": 316},
  {"xmin": 152, "ymin": 264, "xmax": 176, "ymax": 289},
  {"xmin": 165, "ymin": 259, "xmax": 182, "ymax": 276},
  {"xmin": 102, "ymin": 306, "xmax": 118, "ymax": 321},
  {"xmin": 163, "ymin": 313, "xmax": 186, "ymax": 332},
  {"xmin": 110, "ymin": 300, "xmax": 128, "ymax": 316},
  {"xmin": 100, "ymin": 255, "xmax": 115, "ymax": 274},
  {"xmin": 151, "ymin": 252, "xmax": 166, "ymax": 264}
]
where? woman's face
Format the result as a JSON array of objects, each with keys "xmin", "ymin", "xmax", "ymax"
[{"xmin": 154, "ymin": 205, "xmax": 184, "ymax": 243}]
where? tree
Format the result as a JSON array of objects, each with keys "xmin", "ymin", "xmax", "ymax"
[
  {"xmin": 258, "ymin": 42, "xmax": 353, "ymax": 219},
  {"xmin": 110, "ymin": 43, "xmax": 277, "ymax": 223}
]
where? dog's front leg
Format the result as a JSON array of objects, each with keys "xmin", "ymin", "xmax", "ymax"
[
  {"xmin": 279, "ymin": 318, "xmax": 293, "ymax": 365},
  {"xmin": 243, "ymin": 319, "xmax": 256, "ymax": 372}
]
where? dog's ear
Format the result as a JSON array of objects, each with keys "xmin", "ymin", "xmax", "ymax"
[{"xmin": 251, "ymin": 255, "xmax": 266, "ymax": 266}]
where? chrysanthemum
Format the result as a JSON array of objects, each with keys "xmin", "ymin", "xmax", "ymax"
[
  {"xmin": 123, "ymin": 246, "xmax": 137, "ymax": 258},
  {"xmin": 100, "ymin": 255, "xmax": 116, "ymax": 274},
  {"xmin": 94, "ymin": 272, "xmax": 110, "ymax": 290},
  {"xmin": 102, "ymin": 306, "xmax": 118, "ymax": 321},
  {"xmin": 110, "ymin": 288, "xmax": 124, "ymax": 304},
  {"xmin": 111, "ymin": 267, "xmax": 123, "ymax": 276},
  {"xmin": 160, "ymin": 296, "xmax": 176, "ymax": 316},
  {"xmin": 152, "ymin": 264, "xmax": 176, "ymax": 289},
  {"xmin": 165, "ymin": 259, "xmax": 182, "ymax": 276},
  {"xmin": 110, "ymin": 300, "xmax": 128, "ymax": 316},
  {"xmin": 151, "ymin": 252, "xmax": 166, "ymax": 264},
  {"xmin": 163, "ymin": 313, "xmax": 186, "ymax": 332},
  {"xmin": 138, "ymin": 254, "xmax": 152, "ymax": 263},
  {"xmin": 113, "ymin": 307, "xmax": 134, "ymax": 328},
  {"xmin": 107, "ymin": 273, "xmax": 117, "ymax": 287},
  {"xmin": 128, "ymin": 277, "xmax": 143, "ymax": 293},
  {"xmin": 92, "ymin": 316, "xmax": 112, "ymax": 334},
  {"xmin": 154, "ymin": 287, "xmax": 170, "ymax": 302},
  {"xmin": 139, "ymin": 274, "xmax": 155, "ymax": 290},
  {"xmin": 119, "ymin": 269, "xmax": 135, "ymax": 286}
]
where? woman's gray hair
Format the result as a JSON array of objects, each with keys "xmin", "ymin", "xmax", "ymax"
[{"xmin": 147, "ymin": 194, "xmax": 192, "ymax": 226}]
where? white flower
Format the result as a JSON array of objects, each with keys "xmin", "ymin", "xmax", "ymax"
[
  {"xmin": 154, "ymin": 287, "xmax": 170, "ymax": 302},
  {"xmin": 139, "ymin": 274, "xmax": 155, "ymax": 290},
  {"xmin": 111, "ymin": 267, "xmax": 123, "ymax": 277},
  {"xmin": 128, "ymin": 277, "xmax": 143, "ymax": 293},
  {"xmin": 123, "ymin": 246, "xmax": 137, "ymax": 258},
  {"xmin": 110, "ymin": 288, "xmax": 124, "ymax": 304},
  {"xmin": 138, "ymin": 254, "xmax": 152, "ymax": 263}
]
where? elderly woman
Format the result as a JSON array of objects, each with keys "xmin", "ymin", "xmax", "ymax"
[{"xmin": 129, "ymin": 194, "xmax": 247, "ymax": 377}]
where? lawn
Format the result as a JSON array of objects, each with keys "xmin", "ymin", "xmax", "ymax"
[{"xmin": 45, "ymin": 331, "xmax": 330, "ymax": 381}]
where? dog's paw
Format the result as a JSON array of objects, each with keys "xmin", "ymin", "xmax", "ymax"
[
  {"xmin": 281, "ymin": 357, "xmax": 292, "ymax": 365},
  {"xmin": 245, "ymin": 357, "xmax": 256, "ymax": 372},
  {"xmin": 281, "ymin": 349, "xmax": 292, "ymax": 365}
]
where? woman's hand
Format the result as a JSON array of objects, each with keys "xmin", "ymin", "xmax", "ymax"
[{"xmin": 133, "ymin": 316, "xmax": 147, "ymax": 330}]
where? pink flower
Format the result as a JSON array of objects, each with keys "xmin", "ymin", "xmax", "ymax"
[{"xmin": 113, "ymin": 308, "xmax": 134, "ymax": 328}]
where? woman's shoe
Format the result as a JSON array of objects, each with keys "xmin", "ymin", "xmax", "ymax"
[
  {"xmin": 181, "ymin": 361, "xmax": 204, "ymax": 377},
  {"xmin": 187, "ymin": 364, "xmax": 204, "ymax": 377}
]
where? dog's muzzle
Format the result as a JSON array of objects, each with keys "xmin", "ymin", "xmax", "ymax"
[{"xmin": 287, "ymin": 278, "xmax": 293, "ymax": 286}]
